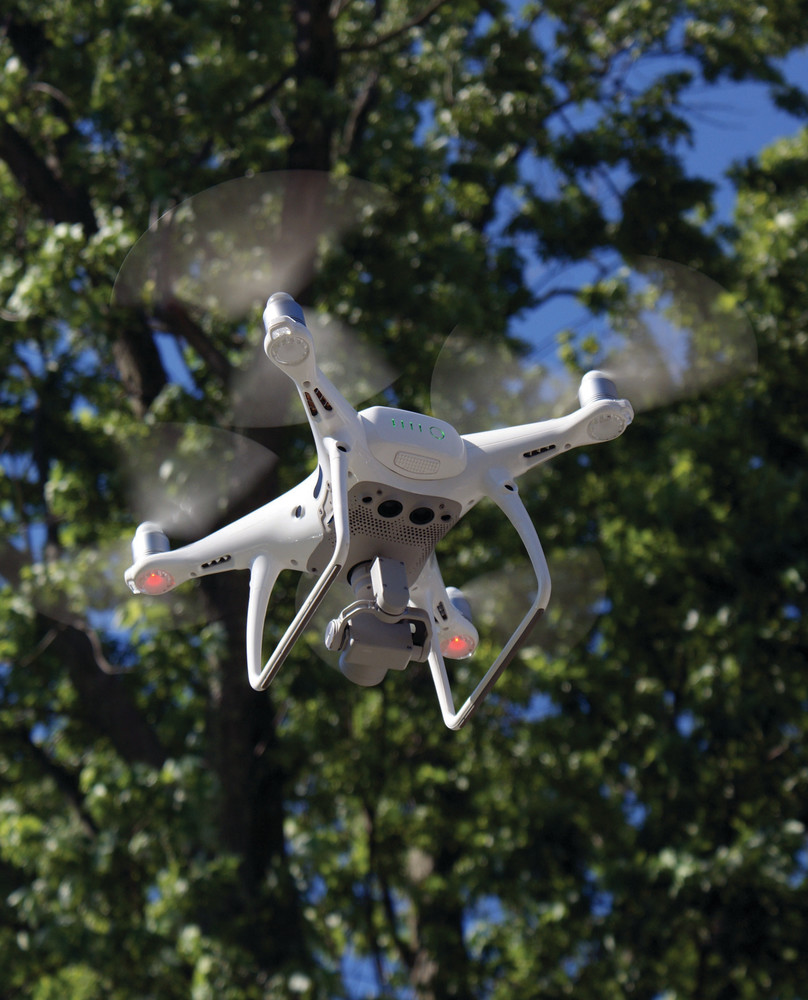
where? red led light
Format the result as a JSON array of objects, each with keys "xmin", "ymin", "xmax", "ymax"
[
  {"xmin": 441, "ymin": 633, "xmax": 477, "ymax": 660},
  {"xmin": 135, "ymin": 568, "xmax": 175, "ymax": 596}
]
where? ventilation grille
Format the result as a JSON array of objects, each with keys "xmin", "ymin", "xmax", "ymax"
[
  {"xmin": 348, "ymin": 493, "xmax": 456, "ymax": 549},
  {"xmin": 306, "ymin": 483, "xmax": 462, "ymax": 580}
]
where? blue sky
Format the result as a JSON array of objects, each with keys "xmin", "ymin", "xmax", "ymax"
[
  {"xmin": 678, "ymin": 47, "xmax": 808, "ymax": 218},
  {"xmin": 507, "ymin": 42, "xmax": 808, "ymax": 366}
]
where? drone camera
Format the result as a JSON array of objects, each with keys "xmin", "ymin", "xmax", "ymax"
[
  {"xmin": 325, "ymin": 556, "xmax": 433, "ymax": 685},
  {"xmin": 325, "ymin": 603, "xmax": 432, "ymax": 686},
  {"xmin": 334, "ymin": 614, "xmax": 417, "ymax": 687}
]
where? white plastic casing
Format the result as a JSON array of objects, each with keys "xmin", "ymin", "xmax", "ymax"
[{"xmin": 359, "ymin": 406, "xmax": 467, "ymax": 480}]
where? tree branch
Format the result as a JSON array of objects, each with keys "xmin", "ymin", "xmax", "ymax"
[
  {"xmin": 0, "ymin": 118, "xmax": 97, "ymax": 233},
  {"xmin": 361, "ymin": 794, "xmax": 420, "ymax": 985},
  {"xmin": 41, "ymin": 619, "xmax": 169, "ymax": 769},
  {"xmin": 156, "ymin": 301, "xmax": 233, "ymax": 384},
  {"xmin": 112, "ymin": 309, "xmax": 170, "ymax": 418},
  {"xmin": 361, "ymin": 801, "xmax": 403, "ymax": 991},
  {"xmin": 339, "ymin": 0, "xmax": 449, "ymax": 54},
  {"xmin": 12, "ymin": 727, "xmax": 99, "ymax": 837},
  {"xmin": 339, "ymin": 69, "xmax": 381, "ymax": 159},
  {"xmin": 237, "ymin": 66, "xmax": 297, "ymax": 118}
]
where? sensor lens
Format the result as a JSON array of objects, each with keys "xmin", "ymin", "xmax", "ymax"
[
  {"xmin": 409, "ymin": 506, "xmax": 434, "ymax": 525},
  {"xmin": 378, "ymin": 499, "xmax": 403, "ymax": 518}
]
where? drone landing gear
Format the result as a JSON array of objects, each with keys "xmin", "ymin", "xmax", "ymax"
[{"xmin": 325, "ymin": 556, "xmax": 432, "ymax": 686}]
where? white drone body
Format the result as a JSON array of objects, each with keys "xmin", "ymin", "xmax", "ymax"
[{"xmin": 125, "ymin": 293, "xmax": 633, "ymax": 729}]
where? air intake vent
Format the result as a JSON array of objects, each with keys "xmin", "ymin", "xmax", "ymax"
[
  {"xmin": 314, "ymin": 387, "xmax": 333, "ymax": 411},
  {"xmin": 524, "ymin": 444, "xmax": 556, "ymax": 459},
  {"xmin": 201, "ymin": 554, "xmax": 232, "ymax": 570}
]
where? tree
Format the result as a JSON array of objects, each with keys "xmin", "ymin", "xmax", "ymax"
[{"xmin": 1, "ymin": 1, "xmax": 808, "ymax": 997}]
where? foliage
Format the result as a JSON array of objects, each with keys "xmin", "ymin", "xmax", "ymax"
[{"xmin": 1, "ymin": 1, "xmax": 808, "ymax": 998}]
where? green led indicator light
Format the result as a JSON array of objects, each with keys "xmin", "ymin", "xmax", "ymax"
[{"xmin": 391, "ymin": 418, "xmax": 446, "ymax": 440}]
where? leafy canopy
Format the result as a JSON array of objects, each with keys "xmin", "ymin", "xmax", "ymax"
[{"xmin": 1, "ymin": 1, "xmax": 808, "ymax": 998}]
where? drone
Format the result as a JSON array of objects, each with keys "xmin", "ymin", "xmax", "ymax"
[{"xmin": 124, "ymin": 291, "xmax": 634, "ymax": 729}]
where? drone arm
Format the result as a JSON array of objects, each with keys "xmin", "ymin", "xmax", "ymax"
[
  {"xmin": 428, "ymin": 472, "xmax": 551, "ymax": 730},
  {"xmin": 264, "ymin": 293, "xmax": 364, "ymax": 455},
  {"xmin": 464, "ymin": 395, "xmax": 633, "ymax": 481},
  {"xmin": 125, "ymin": 500, "xmax": 292, "ymax": 595},
  {"xmin": 246, "ymin": 436, "xmax": 351, "ymax": 690}
]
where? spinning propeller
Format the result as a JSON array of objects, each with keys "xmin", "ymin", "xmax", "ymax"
[
  {"xmin": 112, "ymin": 171, "xmax": 396, "ymax": 428},
  {"xmin": 426, "ymin": 256, "xmax": 757, "ymax": 672},
  {"xmin": 4, "ymin": 171, "xmax": 757, "ymax": 726},
  {"xmin": 4, "ymin": 173, "xmax": 393, "ymax": 636},
  {"xmin": 431, "ymin": 256, "xmax": 756, "ymax": 432},
  {"xmin": 3, "ymin": 424, "xmax": 278, "ymax": 638}
]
